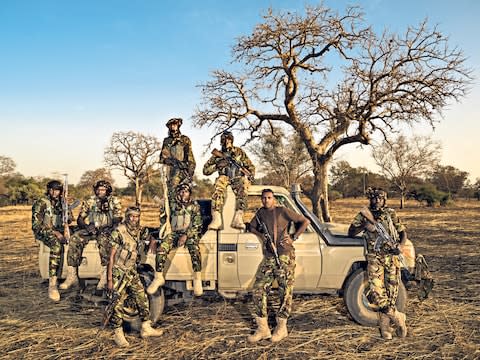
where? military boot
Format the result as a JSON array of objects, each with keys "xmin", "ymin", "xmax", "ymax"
[
  {"xmin": 379, "ymin": 312, "xmax": 393, "ymax": 340},
  {"xmin": 48, "ymin": 276, "xmax": 60, "ymax": 302},
  {"xmin": 59, "ymin": 266, "xmax": 78, "ymax": 290},
  {"xmin": 193, "ymin": 271, "xmax": 203, "ymax": 296},
  {"xmin": 208, "ymin": 211, "xmax": 222, "ymax": 230},
  {"xmin": 114, "ymin": 327, "xmax": 130, "ymax": 347},
  {"xmin": 389, "ymin": 309, "xmax": 408, "ymax": 338},
  {"xmin": 147, "ymin": 271, "xmax": 165, "ymax": 295},
  {"xmin": 140, "ymin": 320, "xmax": 164, "ymax": 338},
  {"xmin": 231, "ymin": 210, "xmax": 246, "ymax": 230},
  {"xmin": 271, "ymin": 317, "xmax": 288, "ymax": 343},
  {"xmin": 247, "ymin": 317, "xmax": 271, "ymax": 343},
  {"xmin": 96, "ymin": 265, "xmax": 108, "ymax": 290}
]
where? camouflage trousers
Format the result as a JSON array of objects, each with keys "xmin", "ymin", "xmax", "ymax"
[
  {"xmin": 37, "ymin": 231, "xmax": 63, "ymax": 278},
  {"xmin": 211, "ymin": 175, "xmax": 249, "ymax": 212},
  {"xmin": 252, "ymin": 253, "xmax": 296, "ymax": 319},
  {"xmin": 155, "ymin": 232, "xmax": 202, "ymax": 273},
  {"xmin": 110, "ymin": 267, "xmax": 150, "ymax": 328},
  {"xmin": 366, "ymin": 253, "xmax": 401, "ymax": 312},
  {"xmin": 67, "ymin": 230, "xmax": 112, "ymax": 267}
]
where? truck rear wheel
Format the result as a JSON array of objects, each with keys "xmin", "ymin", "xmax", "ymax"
[{"xmin": 343, "ymin": 268, "xmax": 407, "ymax": 327}]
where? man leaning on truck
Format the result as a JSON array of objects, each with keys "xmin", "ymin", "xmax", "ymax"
[{"xmin": 247, "ymin": 188, "xmax": 310, "ymax": 343}]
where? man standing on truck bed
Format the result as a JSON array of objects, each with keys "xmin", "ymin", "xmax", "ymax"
[
  {"xmin": 107, "ymin": 206, "xmax": 164, "ymax": 347},
  {"xmin": 159, "ymin": 117, "xmax": 196, "ymax": 202},
  {"xmin": 60, "ymin": 180, "xmax": 122, "ymax": 292},
  {"xmin": 203, "ymin": 130, "xmax": 255, "ymax": 230},
  {"xmin": 32, "ymin": 180, "xmax": 73, "ymax": 301},
  {"xmin": 247, "ymin": 188, "xmax": 310, "ymax": 343},
  {"xmin": 147, "ymin": 183, "xmax": 204, "ymax": 296},
  {"xmin": 348, "ymin": 188, "xmax": 408, "ymax": 340}
]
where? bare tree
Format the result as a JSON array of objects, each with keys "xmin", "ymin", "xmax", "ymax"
[
  {"xmin": 104, "ymin": 131, "xmax": 161, "ymax": 206},
  {"xmin": 372, "ymin": 135, "xmax": 441, "ymax": 208},
  {"xmin": 248, "ymin": 127, "xmax": 312, "ymax": 189},
  {"xmin": 0, "ymin": 155, "xmax": 16, "ymax": 176},
  {"xmin": 193, "ymin": 4, "xmax": 472, "ymax": 221}
]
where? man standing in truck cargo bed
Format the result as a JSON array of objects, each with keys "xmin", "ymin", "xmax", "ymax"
[{"xmin": 247, "ymin": 188, "xmax": 310, "ymax": 343}]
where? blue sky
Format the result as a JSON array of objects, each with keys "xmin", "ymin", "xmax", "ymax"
[{"xmin": 1, "ymin": 0, "xmax": 479, "ymax": 186}]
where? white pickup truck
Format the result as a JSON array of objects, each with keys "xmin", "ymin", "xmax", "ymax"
[{"xmin": 39, "ymin": 184, "xmax": 416, "ymax": 328}]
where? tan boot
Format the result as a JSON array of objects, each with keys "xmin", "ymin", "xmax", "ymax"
[
  {"xmin": 59, "ymin": 266, "xmax": 78, "ymax": 290},
  {"xmin": 271, "ymin": 317, "xmax": 288, "ymax": 342},
  {"xmin": 208, "ymin": 210, "xmax": 222, "ymax": 230},
  {"xmin": 231, "ymin": 210, "xmax": 246, "ymax": 230},
  {"xmin": 147, "ymin": 271, "xmax": 165, "ymax": 295},
  {"xmin": 193, "ymin": 271, "xmax": 203, "ymax": 296},
  {"xmin": 379, "ymin": 312, "xmax": 393, "ymax": 340},
  {"xmin": 96, "ymin": 265, "xmax": 107, "ymax": 290},
  {"xmin": 140, "ymin": 320, "xmax": 164, "ymax": 338},
  {"xmin": 48, "ymin": 276, "xmax": 60, "ymax": 302},
  {"xmin": 390, "ymin": 309, "xmax": 408, "ymax": 338},
  {"xmin": 247, "ymin": 317, "xmax": 271, "ymax": 343},
  {"xmin": 114, "ymin": 327, "xmax": 130, "ymax": 347}
]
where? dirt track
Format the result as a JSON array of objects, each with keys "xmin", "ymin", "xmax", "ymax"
[{"xmin": 0, "ymin": 200, "xmax": 479, "ymax": 359}]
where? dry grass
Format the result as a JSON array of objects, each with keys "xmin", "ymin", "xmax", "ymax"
[{"xmin": 0, "ymin": 200, "xmax": 479, "ymax": 359}]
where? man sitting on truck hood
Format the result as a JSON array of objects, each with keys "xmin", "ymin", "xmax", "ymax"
[{"xmin": 247, "ymin": 188, "xmax": 310, "ymax": 343}]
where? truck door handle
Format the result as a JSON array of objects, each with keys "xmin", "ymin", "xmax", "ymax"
[{"xmin": 245, "ymin": 243, "xmax": 259, "ymax": 249}]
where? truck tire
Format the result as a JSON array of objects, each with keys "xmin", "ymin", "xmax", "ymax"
[
  {"xmin": 122, "ymin": 267, "xmax": 165, "ymax": 331},
  {"xmin": 343, "ymin": 268, "xmax": 407, "ymax": 327}
]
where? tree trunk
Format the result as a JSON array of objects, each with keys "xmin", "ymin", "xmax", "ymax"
[
  {"xmin": 400, "ymin": 191, "xmax": 405, "ymax": 209},
  {"xmin": 311, "ymin": 162, "xmax": 332, "ymax": 222},
  {"xmin": 135, "ymin": 178, "xmax": 143, "ymax": 206}
]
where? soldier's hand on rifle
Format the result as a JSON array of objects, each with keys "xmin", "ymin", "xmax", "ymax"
[
  {"xmin": 87, "ymin": 223, "xmax": 97, "ymax": 235},
  {"xmin": 177, "ymin": 234, "xmax": 187, "ymax": 247},
  {"xmin": 53, "ymin": 230, "xmax": 67, "ymax": 244},
  {"xmin": 107, "ymin": 279, "xmax": 113, "ymax": 291},
  {"xmin": 364, "ymin": 222, "xmax": 376, "ymax": 232},
  {"xmin": 164, "ymin": 157, "xmax": 176, "ymax": 166},
  {"xmin": 217, "ymin": 159, "xmax": 229, "ymax": 169}
]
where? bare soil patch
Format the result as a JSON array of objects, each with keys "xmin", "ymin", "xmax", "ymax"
[{"xmin": 0, "ymin": 200, "xmax": 479, "ymax": 359}]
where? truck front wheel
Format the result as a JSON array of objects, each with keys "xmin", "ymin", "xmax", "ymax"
[{"xmin": 343, "ymin": 268, "xmax": 407, "ymax": 327}]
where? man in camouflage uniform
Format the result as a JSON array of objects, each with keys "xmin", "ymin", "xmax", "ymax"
[
  {"xmin": 60, "ymin": 180, "xmax": 122, "ymax": 291},
  {"xmin": 203, "ymin": 130, "xmax": 255, "ymax": 230},
  {"xmin": 247, "ymin": 188, "xmax": 310, "ymax": 343},
  {"xmin": 32, "ymin": 180, "xmax": 72, "ymax": 301},
  {"xmin": 160, "ymin": 118, "xmax": 196, "ymax": 201},
  {"xmin": 147, "ymin": 183, "xmax": 203, "ymax": 296},
  {"xmin": 348, "ymin": 188, "xmax": 408, "ymax": 340},
  {"xmin": 107, "ymin": 206, "xmax": 164, "ymax": 347}
]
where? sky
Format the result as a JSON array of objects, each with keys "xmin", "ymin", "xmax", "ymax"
[{"xmin": 1, "ymin": 0, "xmax": 479, "ymax": 187}]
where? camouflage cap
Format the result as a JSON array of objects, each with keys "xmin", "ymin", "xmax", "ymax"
[
  {"xmin": 94, "ymin": 180, "xmax": 112, "ymax": 195},
  {"xmin": 166, "ymin": 118, "xmax": 183, "ymax": 127},
  {"xmin": 47, "ymin": 180, "xmax": 63, "ymax": 191},
  {"xmin": 221, "ymin": 130, "xmax": 234, "ymax": 141},
  {"xmin": 366, "ymin": 187, "xmax": 387, "ymax": 200},
  {"xmin": 125, "ymin": 206, "xmax": 141, "ymax": 217},
  {"xmin": 176, "ymin": 183, "xmax": 192, "ymax": 193}
]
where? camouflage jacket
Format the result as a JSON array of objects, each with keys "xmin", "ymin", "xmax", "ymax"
[
  {"xmin": 160, "ymin": 134, "xmax": 196, "ymax": 177},
  {"xmin": 78, "ymin": 195, "xmax": 122, "ymax": 229},
  {"xmin": 202, "ymin": 146, "xmax": 255, "ymax": 179},
  {"xmin": 111, "ymin": 223, "xmax": 150, "ymax": 271},
  {"xmin": 160, "ymin": 198, "xmax": 202, "ymax": 239},
  {"xmin": 31, "ymin": 196, "xmax": 70, "ymax": 238},
  {"xmin": 351, "ymin": 207, "xmax": 406, "ymax": 254}
]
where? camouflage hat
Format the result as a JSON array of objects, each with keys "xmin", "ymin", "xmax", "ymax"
[
  {"xmin": 166, "ymin": 118, "xmax": 183, "ymax": 128},
  {"xmin": 176, "ymin": 183, "xmax": 192, "ymax": 193},
  {"xmin": 94, "ymin": 180, "xmax": 113, "ymax": 196},
  {"xmin": 221, "ymin": 130, "xmax": 234, "ymax": 141},
  {"xmin": 366, "ymin": 187, "xmax": 387, "ymax": 200},
  {"xmin": 125, "ymin": 206, "xmax": 141, "ymax": 217},
  {"xmin": 47, "ymin": 180, "xmax": 63, "ymax": 191}
]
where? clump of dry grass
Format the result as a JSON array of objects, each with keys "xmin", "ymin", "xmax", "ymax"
[{"xmin": 0, "ymin": 202, "xmax": 479, "ymax": 359}]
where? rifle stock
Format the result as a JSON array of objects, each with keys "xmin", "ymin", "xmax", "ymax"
[{"xmin": 159, "ymin": 165, "xmax": 172, "ymax": 240}]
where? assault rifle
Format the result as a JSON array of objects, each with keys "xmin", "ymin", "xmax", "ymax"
[
  {"xmin": 360, "ymin": 208, "xmax": 407, "ymax": 267},
  {"xmin": 255, "ymin": 214, "xmax": 281, "ymax": 267},
  {"xmin": 158, "ymin": 165, "xmax": 172, "ymax": 240},
  {"xmin": 102, "ymin": 270, "xmax": 128, "ymax": 329},
  {"xmin": 62, "ymin": 174, "xmax": 71, "ymax": 243},
  {"xmin": 211, "ymin": 148, "xmax": 254, "ymax": 182}
]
